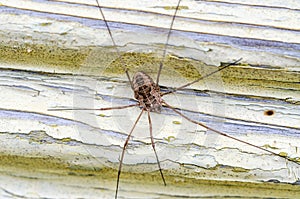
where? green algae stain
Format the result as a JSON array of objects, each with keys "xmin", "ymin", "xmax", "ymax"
[
  {"xmin": 163, "ymin": 6, "xmax": 189, "ymax": 10},
  {"xmin": 39, "ymin": 22, "xmax": 52, "ymax": 26},
  {"xmin": 232, "ymin": 167, "xmax": 250, "ymax": 173},
  {"xmin": 26, "ymin": 130, "xmax": 78, "ymax": 145},
  {"xmin": 105, "ymin": 52, "xmax": 203, "ymax": 80},
  {"xmin": 164, "ymin": 136, "xmax": 176, "ymax": 142},
  {"xmin": 0, "ymin": 42, "xmax": 89, "ymax": 71},
  {"xmin": 0, "ymin": 153, "xmax": 68, "ymax": 171},
  {"xmin": 172, "ymin": 120, "xmax": 181, "ymax": 125},
  {"xmin": 262, "ymin": 144, "xmax": 279, "ymax": 150},
  {"xmin": 60, "ymin": 137, "xmax": 72, "ymax": 142},
  {"xmin": 0, "ymin": 153, "xmax": 299, "ymax": 198},
  {"xmin": 289, "ymin": 157, "xmax": 300, "ymax": 163},
  {"xmin": 279, "ymin": 152, "xmax": 288, "ymax": 157},
  {"xmin": 98, "ymin": 113, "xmax": 107, "ymax": 117}
]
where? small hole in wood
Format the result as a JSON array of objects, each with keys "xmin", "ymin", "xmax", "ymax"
[{"xmin": 264, "ymin": 110, "xmax": 275, "ymax": 116}]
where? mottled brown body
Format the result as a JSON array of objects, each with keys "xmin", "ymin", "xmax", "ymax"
[{"xmin": 132, "ymin": 71, "xmax": 162, "ymax": 112}]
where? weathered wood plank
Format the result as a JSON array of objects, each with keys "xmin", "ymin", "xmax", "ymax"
[
  {"xmin": 1, "ymin": 0, "xmax": 300, "ymax": 69},
  {"xmin": 0, "ymin": 68, "xmax": 299, "ymax": 198},
  {"xmin": 0, "ymin": 0, "xmax": 299, "ymax": 198}
]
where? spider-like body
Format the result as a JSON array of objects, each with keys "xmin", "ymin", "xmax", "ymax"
[{"xmin": 132, "ymin": 71, "xmax": 162, "ymax": 112}]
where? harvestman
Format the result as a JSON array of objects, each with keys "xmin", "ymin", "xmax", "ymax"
[{"xmin": 49, "ymin": 0, "xmax": 300, "ymax": 198}]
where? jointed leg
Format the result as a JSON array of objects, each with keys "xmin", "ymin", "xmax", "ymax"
[
  {"xmin": 162, "ymin": 58, "xmax": 242, "ymax": 96},
  {"xmin": 95, "ymin": 0, "xmax": 133, "ymax": 90},
  {"xmin": 48, "ymin": 103, "xmax": 139, "ymax": 111},
  {"xmin": 147, "ymin": 111, "xmax": 166, "ymax": 186},
  {"xmin": 156, "ymin": 0, "xmax": 182, "ymax": 85},
  {"xmin": 163, "ymin": 101, "xmax": 299, "ymax": 166},
  {"xmin": 115, "ymin": 109, "xmax": 144, "ymax": 199}
]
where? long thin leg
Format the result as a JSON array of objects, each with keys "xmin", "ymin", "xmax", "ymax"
[
  {"xmin": 162, "ymin": 58, "xmax": 242, "ymax": 96},
  {"xmin": 163, "ymin": 101, "xmax": 300, "ymax": 166},
  {"xmin": 48, "ymin": 103, "xmax": 139, "ymax": 111},
  {"xmin": 147, "ymin": 111, "xmax": 166, "ymax": 186},
  {"xmin": 95, "ymin": 0, "xmax": 133, "ymax": 90},
  {"xmin": 115, "ymin": 109, "xmax": 144, "ymax": 199},
  {"xmin": 156, "ymin": 0, "xmax": 182, "ymax": 85}
]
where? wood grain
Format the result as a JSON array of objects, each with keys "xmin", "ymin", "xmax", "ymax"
[{"xmin": 0, "ymin": 0, "xmax": 299, "ymax": 198}]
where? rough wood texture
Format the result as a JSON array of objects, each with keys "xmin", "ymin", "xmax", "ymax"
[{"xmin": 0, "ymin": 0, "xmax": 299, "ymax": 198}]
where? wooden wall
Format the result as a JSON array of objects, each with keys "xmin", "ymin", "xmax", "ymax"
[{"xmin": 0, "ymin": 0, "xmax": 299, "ymax": 198}]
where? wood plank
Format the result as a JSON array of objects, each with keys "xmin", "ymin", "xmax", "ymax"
[{"xmin": 0, "ymin": 0, "xmax": 299, "ymax": 198}]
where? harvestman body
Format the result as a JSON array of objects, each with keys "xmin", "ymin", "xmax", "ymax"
[
  {"xmin": 133, "ymin": 72, "xmax": 162, "ymax": 112},
  {"xmin": 48, "ymin": 0, "xmax": 300, "ymax": 198}
]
